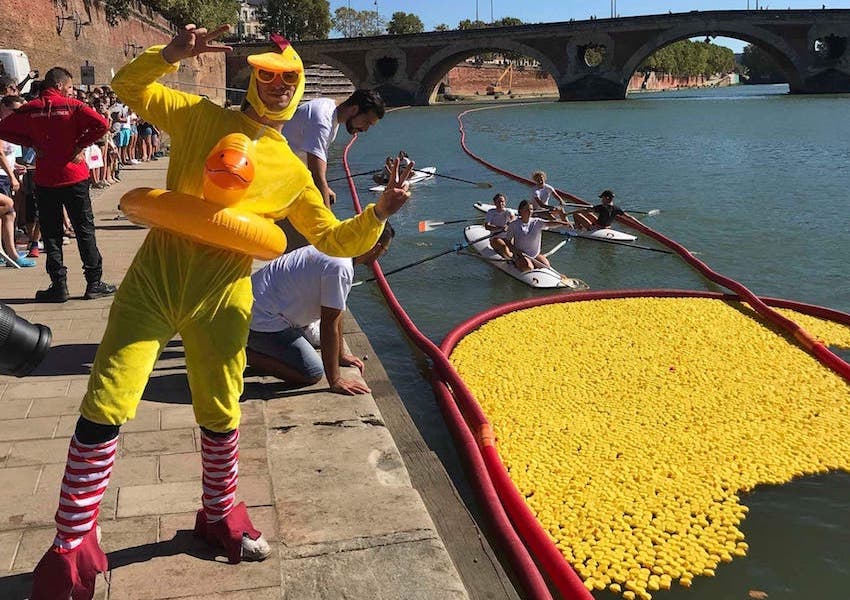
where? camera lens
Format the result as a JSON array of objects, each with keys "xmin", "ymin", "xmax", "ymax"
[{"xmin": 0, "ymin": 301, "xmax": 52, "ymax": 377}]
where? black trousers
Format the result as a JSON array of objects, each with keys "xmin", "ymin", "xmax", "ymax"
[{"xmin": 36, "ymin": 181, "xmax": 103, "ymax": 284}]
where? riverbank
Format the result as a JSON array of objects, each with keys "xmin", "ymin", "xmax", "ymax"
[{"xmin": 0, "ymin": 162, "xmax": 519, "ymax": 599}]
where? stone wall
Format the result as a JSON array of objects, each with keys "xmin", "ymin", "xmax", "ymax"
[{"xmin": 0, "ymin": 0, "xmax": 225, "ymax": 104}]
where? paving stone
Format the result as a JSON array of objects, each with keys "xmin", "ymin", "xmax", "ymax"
[
  {"xmin": 268, "ymin": 426, "xmax": 430, "ymax": 547},
  {"xmin": 234, "ymin": 475, "xmax": 273, "ymax": 507},
  {"xmin": 0, "ymin": 442, "xmax": 10, "ymax": 466},
  {"xmin": 27, "ymin": 395, "xmax": 81, "ymax": 417},
  {"xmin": 0, "ymin": 465, "xmax": 43, "ymax": 496},
  {"xmin": 15, "ymin": 525, "xmax": 54, "ymax": 571},
  {"xmin": 159, "ymin": 447, "xmax": 266, "ymax": 483},
  {"xmin": 0, "ymin": 416, "xmax": 58, "ymax": 442},
  {"xmin": 99, "ymin": 515, "xmax": 159, "ymax": 554},
  {"xmin": 236, "ymin": 424, "xmax": 267, "ymax": 449},
  {"xmin": 117, "ymin": 481, "xmax": 201, "ymax": 518},
  {"xmin": 54, "ymin": 413, "xmax": 79, "ymax": 438},
  {"xmin": 6, "ymin": 437, "xmax": 71, "ymax": 466},
  {"xmin": 263, "ymin": 393, "xmax": 379, "ymax": 429},
  {"xmin": 0, "ymin": 529, "xmax": 22, "ymax": 572},
  {"xmin": 35, "ymin": 456, "xmax": 159, "ymax": 492},
  {"xmin": 176, "ymin": 588, "xmax": 280, "ymax": 600},
  {"xmin": 2, "ymin": 379, "xmax": 69, "ymax": 400},
  {"xmin": 121, "ymin": 405, "xmax": 162, "ymax": 433},
  {"xmin": 121, "ymin": 429, "xmax": 195, "ymax": 457},
  {"xmin": 160, "ymin": 406, "xmax": 198, "ymax": 430},
  {"xmin": 0, "ymin": 398, "xmax": 33, "ymax": 419},
  {"xmin": 0, "ymin": 487, "xmax": 116, "ymax": 532},
  {"xmin": 160, "ymin": 506, "xmax": 277, "ymax": 543},
  {"xmin": 107, "ymin": 534, "xmax": 280, "ymax": 600},
  {"xmin": 280, "ymin": 538, "xmax": 467, "ymax": 600},
  {"xmin": 238, "ymin": 400, "xmax": 265, "ymax": 425}
]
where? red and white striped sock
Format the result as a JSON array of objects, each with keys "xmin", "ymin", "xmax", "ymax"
[
  {"xmin": 53, "ymin": 435, "xmax": 118, "ymax": 552},
  {"xmin": 201, "ymin": 429, "xmax": 239, "ymax": 524}
]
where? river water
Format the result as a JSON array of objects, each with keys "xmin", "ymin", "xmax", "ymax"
[{"xmin": 330, "ymin": 84, "xmax": 850, "ymax": 599}]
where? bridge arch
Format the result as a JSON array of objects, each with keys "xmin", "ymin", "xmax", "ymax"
[
  {"xmin": 620, "ymin": 23, "xmax": 804, "ymax": 93},
  {"xmin": 413, "ymin": 40, "xmax": 561, "ymax": 104}
]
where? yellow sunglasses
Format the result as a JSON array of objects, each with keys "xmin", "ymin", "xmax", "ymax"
[{"xmin": 255, "ymin": 69, "xmax": 300, "ymax": 85}]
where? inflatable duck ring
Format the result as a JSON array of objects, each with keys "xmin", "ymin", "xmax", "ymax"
[{"xmin": 120, "ymin": 133, "xmax": 287, "ymax": 260}]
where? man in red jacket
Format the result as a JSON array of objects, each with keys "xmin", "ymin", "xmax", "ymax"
[{"xmin": 0, "ymin": 67, "xmax": 116, "ymax": 302}]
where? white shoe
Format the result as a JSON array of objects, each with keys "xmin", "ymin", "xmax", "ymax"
[
  {"xmin": 130, "ymin": 159, "xmax": 140, "ymax": 164},
  {"xmin": 241, "ymin": 533, "xmax": 271, "ymax": 561},
  {"xmin": 62, "ymin": 237, "xmax": 71, "ymax": 245}
]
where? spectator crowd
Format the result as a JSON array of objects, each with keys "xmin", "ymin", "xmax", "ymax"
[{"xmin": 0, "ymin": 70, "xmax": 165, "ymax": 275}]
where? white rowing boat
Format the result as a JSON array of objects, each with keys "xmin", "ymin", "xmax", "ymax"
[
  {"xmin": 370, "ymin": 166, "xmax": 437, "ymax": 192},
  {"xmin": 473, "ymin": 202, "xmax": 638, "ymax": 242},
  {"xmin": 464, "ymin": 225, "xmax": 589, "ymax": 290}
]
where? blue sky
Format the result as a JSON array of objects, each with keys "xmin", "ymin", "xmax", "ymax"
[{"xmin": 330, "ymin": 1, "xmax": 850, "ymax": 52}]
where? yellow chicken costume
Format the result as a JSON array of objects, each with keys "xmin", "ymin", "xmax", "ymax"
[{"xmin": 30, "ymin": 35, "xmax": 388, "ymax": 600}]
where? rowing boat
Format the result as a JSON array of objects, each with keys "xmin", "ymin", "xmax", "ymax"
[
  {"xmin": 370, "ymin": 166, "xmax": 437, "ymax": 192},
  {"xmin": 473, "ymin": 202, "xmax": 638, "ymax": 242},
  {"xmin": 464, "ymin": 225, "xmax": 589, "ymax": 290}
]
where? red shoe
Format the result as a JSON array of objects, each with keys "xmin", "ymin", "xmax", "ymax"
[
  {"xmin": 30, "ymin": 526, "xmax": 107, "ymax": 600},
  {"xmin": 27, "ymin": 245, "xmax": 40, "ymax": 258},
  {"xmin": 193, "ymin": 502, "xmax": 270, "ymax": 564}
]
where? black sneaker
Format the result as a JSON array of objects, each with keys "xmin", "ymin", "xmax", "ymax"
[
  {"xmin": 84, "ymin": 281, "xmax": 117, "ymax": 300},
  {"xmin": 35, "ymin": 281, "xmax": 69, "ymax": 303}
]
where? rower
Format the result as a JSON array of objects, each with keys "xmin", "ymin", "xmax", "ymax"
[
  {"xmin": 531, "ymin": 169, "xmax": 567, "ymax": 219},
  {"xmin": 483, "ymin": 193, "xmax": 515, "ymax": 259},
  {"xmin": 506, "ymin": 199, "xmax": 573, "ymax": 273},
  {"xmin": 570, "ymin": 189, "xmax": 627, "ymax": 230}
]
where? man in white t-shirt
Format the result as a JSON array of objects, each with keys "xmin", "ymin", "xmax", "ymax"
[
  {"xmin": 247, "ymin": 223, "xmax": 394, "ymax": 395},
  {"xmin": 282, "ymin": 89, "xmax": 386, "ymax": 207}
]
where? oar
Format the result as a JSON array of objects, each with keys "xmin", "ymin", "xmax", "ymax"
[
  {"xmin": 570, "ymin": 235, "xmax": 674, "ymax": 254},
  {"xmin": 513, "ymin": 241, "xmax": 588, "ymax": 289},
  {"xmin": 352, "ymin": 230, "xmax": 501, "ymax": 286},
  {"xmin": 542, "ymin": 240, "xmax": 567, "ymax": 258},
  {"xmin": 418, "ymin": 217, "xmax": 483, "ymax": 232},
  {"xmin": 326, "ymin": 170, "xmax": 379, "ymax": 184},
  {"xmin": 412, "ymin": 169, "xmax": 492, "ymax": 189},
  {"xmin": 559, "ymin": 202, "xmax": 661, "ymax": 216}
]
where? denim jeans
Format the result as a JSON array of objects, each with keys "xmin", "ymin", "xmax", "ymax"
[{"xmin": 247, "ymin": 327, "xmax": 324, "ymax": 381}]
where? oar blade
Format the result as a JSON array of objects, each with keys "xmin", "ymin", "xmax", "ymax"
[
  {"xmin": 476, "ymin": 182, "xmax": 493, "ymax": 189},
  {"xmin": 418, "ymin": 220, "xmax": 441, "ymax": 232}
]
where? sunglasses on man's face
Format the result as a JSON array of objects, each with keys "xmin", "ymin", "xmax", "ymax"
[{"xmin": 255, "ymin": 69, "xmax": 300, "ymax": 85}]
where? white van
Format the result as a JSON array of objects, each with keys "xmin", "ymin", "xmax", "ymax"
[{"xmin": 0, "ymin": 49, "xmax": 33, "ymax": 94}]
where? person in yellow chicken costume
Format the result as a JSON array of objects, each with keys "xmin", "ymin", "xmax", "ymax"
[{"xmin": 30, "ymin": 24, "xmax": 413, "ymax": 600}]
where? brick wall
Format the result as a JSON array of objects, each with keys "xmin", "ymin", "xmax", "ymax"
[
  {"xmin": 444, "ymin": 64, "xmax": 557, "ymax": 96},
  {"xmin": 0, "ymin": 0, "xmax": 225, "ymax": 104}
]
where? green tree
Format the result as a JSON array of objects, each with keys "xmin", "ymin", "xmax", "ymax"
[
  {"xmin": 433, "ymin": 23, "xmax": 449, "ymax": 31},
  {"xmin": 258, "ymin": 0, "xmax": 331, "ymax": 40},
  {"xmin": 332, "ymin": 7, "xmax": 384, "ymax": 36},
  {"xmin": 740, "ymin": 44, "xmax": 786, "ymax": 83},
  {"xmin": 458, "ymin": 19, "xmax": 488, "ymax": 29},
  {"xmin": 148, "ymin": 0, "xmax": 239, "ymax": 29},
  {"xmin": 387, "ymin": 11, "xmax": 424, "ymax": 35},
  {"xmin": 640, "ymin": 39, "xmax": 737, "ymax": 78},
  {"xmin": 492, "ymin": 17, "xmax": 523, "ymax": 27},
  {"xmin": 106, "ymin": 0, "xmax": 238, "ymax": 28}
]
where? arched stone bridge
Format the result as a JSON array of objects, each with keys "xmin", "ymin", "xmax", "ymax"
[{"xmin": 230, "ymin": 9, "xmax": 850, "ymax": 105}]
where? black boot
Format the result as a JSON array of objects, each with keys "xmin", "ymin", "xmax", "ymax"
[
  {"xmin": 84, "ymin": 281, "xmax": 117, "ymax": 300},
  {"xmin": 35, "ymin": 280, "xmax": 69, "ymax": 303}
]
